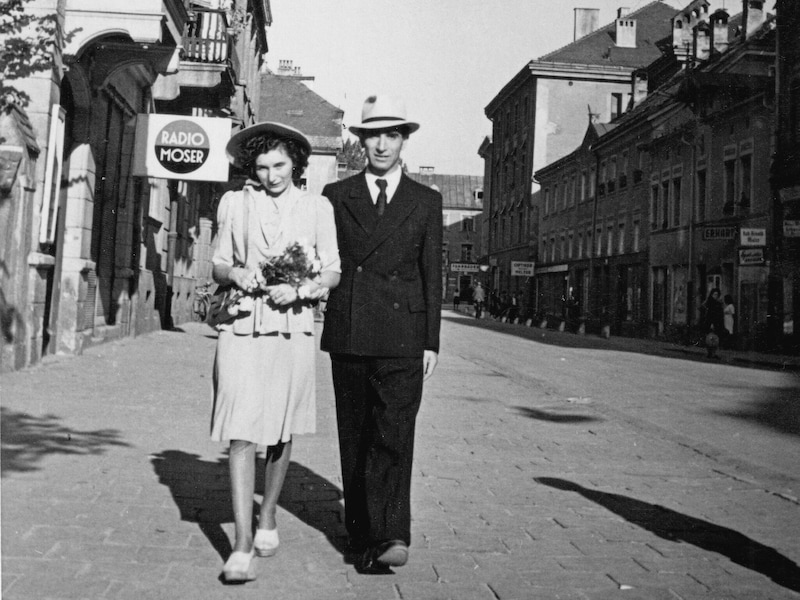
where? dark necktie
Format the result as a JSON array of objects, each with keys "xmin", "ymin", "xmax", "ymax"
[{"xmin": 376, "ymin": 179, "xmax": 388, "ymax": 216}]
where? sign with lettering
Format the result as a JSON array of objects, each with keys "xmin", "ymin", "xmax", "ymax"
[
  {"xmin": 739, "ymin": 248, "xmax": 765, "ymax": 265},
  {"xmin": 702, "ymin": 226, "xmax": 736, "ymax": 241},
  {"xmin": 784, "ymin": 220, "xmax": 800, "ymax": 238},
  {"xmin": 133, "ymin": 114, "xmax": 232, "ymax": 181},
  {"xmin": 511, "ymin": 261, "xmax": 535, "ymax": 276},
  {"xmin": 740, "ymin": 228, "xmax": 766, "ymax": 247},
  {"xmin": 450, "ymin": 262, "xmax": 480, "ymax": 273}
]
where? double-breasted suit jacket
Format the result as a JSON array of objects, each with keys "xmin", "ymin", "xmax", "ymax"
[{"xmin": 321, "ymin": 172, "xmax": 442, "ymax": 357}]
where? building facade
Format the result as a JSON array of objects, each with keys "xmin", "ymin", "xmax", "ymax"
[
  {"xmin": 407, "ymin": 169, "xmax": 483, "ymax": 303},
  {"xmin": 482, "ymin": 2, "xmax": 678, "ymax": 312},
  {"xmin": 0, "ymin": 0, "xmax": 272, "ymax": 371}
]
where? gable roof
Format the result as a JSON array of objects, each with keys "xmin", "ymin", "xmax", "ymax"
[
  {"xmin": 538, "ymin": 2, "xmax": 678, "ymax": 69},
  {"xmin": 407, "ymin": 173, "xmax": 483, "ymax": 210},
  {"xmin": 258, "ymin": 72, "xmax": 344, "ymax": 153}
]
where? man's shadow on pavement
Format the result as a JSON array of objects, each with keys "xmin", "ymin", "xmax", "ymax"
[
  {"xmin": 151, "ymin": 451, "xmax": 348, "ymax": 561},
  {"xmin": 536, "ymin": 477, "xmax": 800, "ymax": 594}
]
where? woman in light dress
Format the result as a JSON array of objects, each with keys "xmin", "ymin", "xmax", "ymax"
[{"xmin": 210, "ymin": 122, "xmax": 340, "ymax": 582}]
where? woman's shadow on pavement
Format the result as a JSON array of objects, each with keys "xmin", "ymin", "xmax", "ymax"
[{"xmin": 151, "ymin": 450, "xmax": 348, "ymax": 561}]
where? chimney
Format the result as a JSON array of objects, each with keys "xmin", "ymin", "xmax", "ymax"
[
  {"xmin": 618, "ymin": 7, "xmax": 630, "ymax": 18},
  {"xmin": 631, "ymin": 70, "xmax": 648, "ymax": 107},
  {"xmin": 743, "ymin": 0, "xmax": 766, "ymax": 38},
  {"xmin": 574, "ymin": 8, "xmax": 600, "ymax": 41},
  {"xmin": 616, "ymin": 16, "xmax": 637, "ymax": 48},
  {"xmin": 693, "ymin": 21, "xmax": 711, "ymax": 62},
  {"xmin": 709, "ymin": 9, "xmax": 729, "ymax": 54}
]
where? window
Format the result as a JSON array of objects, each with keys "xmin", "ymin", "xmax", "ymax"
[
  {"xmin": 697, "ymin": 169, "xmax": 707, "ymax": 221},
  {"xmin": 577, "ymin": 232, "xmax": 583, "ymax": 258},
  {"xmin": 553, "ymin": 184, "xmax": 559, "ymax": 213},
  {"xmin": 739, "ymin": 153, "xmax": 752, "ymax": 212},
  {"xmin": 562, "ymin": 177, "xmax": 569, "ymax": 209},
  {"xmin": 569, "ymin": 174, "xmax": 576, "ymax": 207},
  {"xmin": 611, "ymin": 92, "xmax": 624, "ymax": 120},
  {"xmin": 544, "ymin": 187, "xmax": 550, "ymax": 216},
  {"xmin": 609, "ymin": 156, "xmax": 617, "ymax": 192},
  {"xmin": 618, "ymin": 223, "xmax": 625, "ymax": 254},
  {"xmin": 723, "ymin": 158, "xmax": 736, "ymax": 215},
  {"xmin": 650, "ymin": 184, "xmax": 659, "ymax": 230},
  {"xmin": 461, "ymin": 244, "xmax": 473, "ymax": 262},
  {"xmin": 661, "ymin": 181, "xmax": 669, "ymax": 228},
  {"xmin": 509, "ymin": 214, "xmax": 515, "ymax": 244},
  {"xmin": 550, "ymin": 236, "xmax": 556, "ymax": 262},
  {"xmin": 595, "ymin": 227, "xmax": 602, "ymax": 256},
  {"xmin": 586, "ymin": 228, "xmax": 593, "ymax": 257},
  {"xmin": 590, "ymin": 166, "xmax": 596, "ymax": 197},
  {"xmin": 461, "ymin": 214, "xmax": 476, "ymax": 232},
  {"xmin": 619, "ymin": 151, "xmax": 629, "ymax": 188},
  {"xmin": 542, "ymin": 239, "xmax": 547, "ymax": 261},
  {"xmin": 581, "ymin": 170, "xmax": 588, "ymax": 201},
  {"xmin": 560, "ymin": 232, "xmax": 566, "ymax": 260},
  {"xmin": 568, "ymin": 230, "xmax": 574, "ymax": 259},
  {"xmin": 671, "ymin": 176, "xmax": 682, "ymax": 227},
  {"xmin": 633, "ymin": 220, "xmax": 640, "ymax": 252},
  {"xmin": 606, "ymin": 224, "xmax": 614, "ymax": 256}
]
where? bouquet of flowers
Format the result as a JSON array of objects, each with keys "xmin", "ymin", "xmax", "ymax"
[{"xmin": 259, "ymin": 240, "xmax": 322, "ymax": 288}]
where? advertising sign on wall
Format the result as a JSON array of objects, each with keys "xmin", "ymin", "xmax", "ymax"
[
  {"xmin": 740, "ymin": 228, "xmax": 766, "ymax": 247},
  {"xmin": 739, "ymin": 248, "xmax": 765, "ymax": 265},
  {"xmin": 132, "ymin": 114, "xmax": 232, "ymax": 182},
  {"xmin": 511, "ymin": 261, "xmax": 535, "ymax": 276}
]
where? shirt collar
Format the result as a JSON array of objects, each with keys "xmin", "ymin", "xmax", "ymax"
[{"xmin": 365, "ymin": 167, "xmax": 402, "ymax": 203}]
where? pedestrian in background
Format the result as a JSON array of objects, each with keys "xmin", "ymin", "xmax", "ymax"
[
  {"xmin": 210, "ymin": 122, "xmax": 341, "ymax": 582},
  {"xmin": 473, "ymin": 282, "xmax": 485, "ymax": 318},
  {"xmin": 702, "ymin": 288, "xmax": 724, "ymax": 358},
  {"xmin": 723, "ymin": 294, "xmax": 736, "ymax": 348},
  {"xmin": 322, "ymin": 95, "xmax": 442, "ymax": 573},
  {"xmin": 453, "ymin": 290, "xmax": 461, "ymax": 311}
]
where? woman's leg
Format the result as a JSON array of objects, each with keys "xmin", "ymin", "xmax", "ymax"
[
  {"xmin": 229, "ymin": 439, "xmax": 257, "ymax": 552},
  {"xmin": 258, "ymin": 439, "xmax": 292, "ymax": 529}
]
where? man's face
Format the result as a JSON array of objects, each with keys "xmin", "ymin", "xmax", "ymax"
[{"xmin": 361, "ymin": 128, "xmax": 407, "ymax": 176}]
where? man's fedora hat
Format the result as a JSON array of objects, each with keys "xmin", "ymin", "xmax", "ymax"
[
  {"xmin": 349, "ymin": 95, "xmax": 420, "ymax": 135},
  {"xmin": 225, "ymin": 121, "xmax": 311, "ymax": 168}
]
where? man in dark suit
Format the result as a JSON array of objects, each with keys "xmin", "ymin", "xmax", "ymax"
[{"xmin": 321, "ymin": 95, "xmax": 442, "ymax": 572}]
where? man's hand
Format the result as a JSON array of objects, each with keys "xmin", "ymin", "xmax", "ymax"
[{"xmin": 422, "ymin": 350, "xmax": 438, "ymax": 381}]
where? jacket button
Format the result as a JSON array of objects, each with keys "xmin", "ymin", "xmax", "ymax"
[
  {"xmin": 393, "ymin": 302, "xmax": 400, "ymax": 310},
  {"xmin": 356, "ymin": 266, "xmax": 363, "ymax": 272}
]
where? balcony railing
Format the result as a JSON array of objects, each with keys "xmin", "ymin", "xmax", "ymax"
[{"xmin": 183, "ymin": 8, "xmax": 230, "ymax": 64}]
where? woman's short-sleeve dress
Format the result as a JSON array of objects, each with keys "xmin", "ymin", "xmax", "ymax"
[{"xmin": 210, "ymin": 182, "xmax": 340, "ymax": 446}]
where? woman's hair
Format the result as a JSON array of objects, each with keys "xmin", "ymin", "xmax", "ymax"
[
  {"xmin": 707, "ymin": 288, "xmax": 721, "ymax": 300},
  {"xmin": 240, "ymin": 133, "xmax": 310, "ymax": 181}
]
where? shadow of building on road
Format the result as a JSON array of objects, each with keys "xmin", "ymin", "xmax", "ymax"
[
  {"xmin": 151, "ymin": 451, "xmax": 347, "ymax": 560},
  {"xmin": 714, "ymin": 384, "xmax": 800, "ymax": 436},
  {"xmin": 0, "ymin": 407, "xmax": 129, "ymax": 477},
  {"xmin": 535, "ymin": 477, "xmax": 800, "ymax": 594}
]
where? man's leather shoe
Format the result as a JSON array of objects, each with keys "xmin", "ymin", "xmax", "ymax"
[
  {"xmin": 374, "ymin": 540, "xmax": 408, "ymax": 567},
  {"xmin": 357, "ymin": 540, "xmax": 409, "ymax": 574}
]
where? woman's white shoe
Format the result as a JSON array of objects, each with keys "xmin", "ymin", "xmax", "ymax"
[{"xmin": 254, "ymin": 528, "xmax": 279, "ymax": 557}]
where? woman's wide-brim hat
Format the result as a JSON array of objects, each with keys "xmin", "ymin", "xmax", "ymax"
[
  {"xmin": 225, "ymin": 121, "xmax": 311, "ymax": 168},
  {"xmin": 349, "ymin": 95, "xmax": 420, "ymax": 135}
]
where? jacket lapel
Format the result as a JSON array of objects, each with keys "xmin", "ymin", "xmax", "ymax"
[
  {"xmin": 358, "ymin": 175, "xmax": 419, "ymax": 261},
  {"xmin": 342, "ymin": 172, "xmax": 379, "ymax": 235}
]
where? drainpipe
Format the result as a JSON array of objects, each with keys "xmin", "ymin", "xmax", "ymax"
[{"xmin": 681, "ymin": 126, "xmax": 697, "ymax": 345}]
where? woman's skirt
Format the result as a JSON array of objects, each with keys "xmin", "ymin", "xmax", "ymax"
[{"xmin": 211, "ymin": 330, "xmax": 316, "ymax": 446}]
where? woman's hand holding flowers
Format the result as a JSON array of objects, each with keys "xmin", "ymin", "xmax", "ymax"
[{"xmin": 267, "ymin": 283, "xmax": 299, "ymax": 306}]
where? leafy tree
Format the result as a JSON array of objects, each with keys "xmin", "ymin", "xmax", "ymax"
[
  {"xmin": 0, "ymin": 0, "xmax": 73, "ymax": 112},
  {"xmin": 337, "ymin": 137, "xmax": 366, "ymax": 171}
]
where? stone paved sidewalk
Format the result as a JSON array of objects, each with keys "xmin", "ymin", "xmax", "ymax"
[{"xmin": 1, "ymin": 319, "xmax": 799, "ymax": 599}]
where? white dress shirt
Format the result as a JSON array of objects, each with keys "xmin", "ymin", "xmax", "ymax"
[{"xmin": 365, "ymin": 167, "xmax": 402, "ymax": 205}]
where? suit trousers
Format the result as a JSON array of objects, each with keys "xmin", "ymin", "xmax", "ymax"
[{"xmin": 330, "ymin": 354, "xmax": 424, "ymax": 547}]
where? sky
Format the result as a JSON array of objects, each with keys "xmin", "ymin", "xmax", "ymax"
[{"xmin": 265, "ymin": 0, "xmax": 689, "ymax": 176}]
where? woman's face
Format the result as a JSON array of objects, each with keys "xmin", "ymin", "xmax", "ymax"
[{"xmin": 253, "ymin": 146, "xmax": 294, "ymax": 196}]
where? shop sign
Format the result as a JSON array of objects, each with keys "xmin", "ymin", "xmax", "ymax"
[
  {"xmin": 702, "ymin": 226, "xmax": 736, "ymax": 241},
  {"xmin": 784, "ymin": 220, "xmax": 800, "ymax": 238},
  {"xmin": 450, "ymin": 262, "xmax": 480, "ymax": 273},
  {"xmin": 132, "ymin": 114, "xmax": 232, "ymax": 182},
  {"xmin": 740, "ymin": 228, "xmax": 766, "ymax": 247},
  {"xmin": 511, "ymin": 261, "xmax": 535, "ymax": 276},
  {"xmin": 535, "ymin": 264, "xmax": 568, "ymax": 275},
  {"xmin": 779, "ymin": 185, "xmax": 800, "ymax": 203},
  {"xmin": 739, "ymin": 248, "xmax": 765, "ymax": 265}
]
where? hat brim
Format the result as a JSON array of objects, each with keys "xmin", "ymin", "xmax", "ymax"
[
  {"xmin": 225, "ymin": 121, "xmax": 312, "ymax": 168},
  {"xmin": 349, "ymin": 120, "xmax": 420, "ymax": 136}
]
